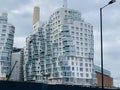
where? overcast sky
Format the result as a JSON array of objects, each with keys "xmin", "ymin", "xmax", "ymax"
[{"xmin": 0, "ymin": 0, "xmax": 120, "ymax": 87}]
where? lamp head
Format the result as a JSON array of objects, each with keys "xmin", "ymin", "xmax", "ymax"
[{"xmin": 108, "ymin": 0, "xmax": 116, "ymax": 4}]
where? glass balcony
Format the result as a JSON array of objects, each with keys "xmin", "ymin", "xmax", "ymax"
[
  {"xmin": 63, "ymin": 51, "xmax": 75, "ymax": 56},
  {"xmin": 62, "ymin": 37, "xmax": 72, "ymax": 41},
  {"xmin": 63, "ymin": 41, "xmax": 72, "ymax": 45},
  {"xmin": 63, "ymin": 45, "xmax": 75, "ymax": 51}
]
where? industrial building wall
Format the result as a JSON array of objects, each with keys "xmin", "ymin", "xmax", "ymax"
[{"xmin": 96, "ymin": 72, "xmax": 113, "ymax": 87}]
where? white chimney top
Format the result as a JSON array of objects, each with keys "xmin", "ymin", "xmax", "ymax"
[{"xmin": 63, "ymin": 0, "xmax": 67, "ymax": 8}]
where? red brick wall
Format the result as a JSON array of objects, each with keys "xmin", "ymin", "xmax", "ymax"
[{"xmin": 96, "ymin": 72, "xmax": 113, "ymax": 87}]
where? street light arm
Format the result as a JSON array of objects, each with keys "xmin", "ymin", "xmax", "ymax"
[
  {"xmin": 101, "ymin": 0, "xmax": 116, "ymax": 9},
  {"xmin": 101, "ymin": 4, "xmax": 109, "ymax": 9}
]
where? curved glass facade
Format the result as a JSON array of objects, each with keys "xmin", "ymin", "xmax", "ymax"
[
  {"xmin": 24, "ymin": 7, "xmax": 94, "ymax": 85},
  {"xmin": 0, "ymin": 13, "xmax": 15, "ymax": 79}
]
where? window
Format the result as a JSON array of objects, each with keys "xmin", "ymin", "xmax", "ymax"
[
  {"xmin": 57, "ymin": 11, "xmax": 59, "ymax": 14},
  {"xmin": 76, "ymin": 37, "xmax": 79, "ymax": 40},
  {"xmin": 1, "ymin": 34, "xmax": 5, "ymax": 37},
  {"xmin": 1, "ymin": 38, "xmax": 5, "ymax": 41},
  {"xmin": 80, "ymin": 68, "xmax": 83, "ymax": 71},
  {"xmin": 65, "ymin": 10, "xmax": 67, "ymax": 13},
  {"xmin": 66, "ymin": 67, "xmax": 70, "ymax": 71},
  {"xmin": 76, "ymin": 42, "xmax": 79, "ymax": 45},
  {"xmin": 76, "ymin": 27, "xmax": 79, "ymax": 30},
  {"xmin": 80, "ymin": 23, "xmax": 83, "ymax": 26},
  {"xmin": 10, "ymin": 26, "xmax": 15, "ymax": 30},
  {"xmin": 67, "ymin": 57, "xmax": 70, "ymax": 60},
  {"xmin": 76, "ymin": 32, "xmax": 79, "ymax": 35},
  {"xmin": 86, "ymin": 68, "xmax": 88, "ymax": 72},
  {"xmin": 71, "ymin": 26, "xmax": 74, "ymax": 30},
  {"xmin": 85, "ymin": 34, "xmax": 87, "ymax": 37},
  {"xmin": 85, "ymin": 42, "xmax": 88, "ymax": 45},
  {"xmin": 71, "ymin": 57, "xmax": 74, "ymax": 60},
  {"xmin": 85, "ymin": 24, "xmax": 87, "ymax": 27},
  {"xmin": 85, "ymin": 29, "xmax": 87, "ymax": 32},
  {"xmin": 80, "ymin": 28, "xmax": 83, "ymax": 31},
  {"xmin": 1, "ymin": 56, "xmax": 7, "ymax": 60},
  {"xmin": 80, "ymin": 73, "xmax": 83, "ymax": 77},
  {"xmin": 72, "ymin": 73, "xmax": 75, "ymax": 76},
  {"xmin": 85, "ymin": 53, "xmax": 88, "ymax": 56},
  {"xmin": 81, "ymin": 43, "xmax": 83, "ymax": 46},
  {"xmin": 72, "ymin": 67, "xmax": 74, "ymax": 70},
  {"xmin": 63, "ymin": 25, "xmax": 68, "ymax": 29},
  {"xmin": 85, "ymin": 63, "xmax": 88, "ymax": 67},
  {"xmin": 80, "ymin": 63, "xmax": 83, "ymax": 66},
  {"xmin": 81, "ymin": 52, "xmax": 83, "ymax": 56},
  {"xmin": 85, "ymin": 38, "xmax": 87, "ymax": 42},
  {"xmin": 80, "ymin": 33, "xmax": 83, "ymax": 36},
  {"xmin": 0, "ymin": 42, "xmax": 4, "ymax": 46},
  {"xmin": 80, "ymin": 38, "xmax": 83, "ymax": 41},
  {"xmin": 2, "ymin": 29, "xmax": 6, "ymax": 32},
  {"xmin": 77, "ymin": 52, "xmax": 80, "ymax": 55},
  {"xmin": 72, "ymin": 62, "xmax": 74, "ymax": 65},
  {"xmin": 2, "ymin": 25, "xmax": 6, "ymax": 28},
  {"xmin": 58, "ymin": 20, "xmax": 60, "ymax": 24},
  {"xmin": 86, "ymin": 73, "xmax": 89, "ymax": 77},
  {"xmin": 71, "ymin": 31, "xmax": 74, "ymax": 35},
  {"xmin": 72, "ymin": 36, "xmax": 74, "ymax": 39},
  {"xmin": 85, "ymin": 48, "xmax": 88, "ymax": 51},
  {"xmin": 80, "ymin": 58, "xmax": 83, "ymax": 61},
  {"xmin": 76, "ymin": 47, "xmax": 79, "ymax": 50},
  {"xmin": 89, "ymin": 64, "xmax": 91, "ymax": 67},
  {"xmin": 68, "ymin": 11, "xmax": 71, "ymax": 13}
]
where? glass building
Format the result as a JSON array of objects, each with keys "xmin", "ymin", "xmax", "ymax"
[
  {"xmin": 24, "ymin": 5, "xmax": 94, "ymax": 85},
  {"xmin": 0, "ymin": 13, "xmax": 15, "ymax": 80}
]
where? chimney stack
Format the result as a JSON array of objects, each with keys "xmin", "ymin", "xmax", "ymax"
[
  {"xmin": 2, "ymin": 12, "xmax": 8, "ymax": 18},
  {"xmin": 63, "ymin": 0, "xmax": 68, "ymax": 8},
  {"xmin": 33, "ymin": 6, "xmax": 40, "ymax": 25}
]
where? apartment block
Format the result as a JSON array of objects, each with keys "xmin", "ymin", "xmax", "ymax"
[
  {"xmin": 0, "ymin": 13, "xmax": 15, "ymax": 80},
  {"xmin": 24, "ymin": 1, "xmax": 94, "ymax": 85}
]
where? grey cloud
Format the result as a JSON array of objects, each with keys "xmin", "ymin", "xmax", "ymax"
[
  {"xmin": 0, "ymin": 0, "xmax": 31, "ymax": 10},
  {"xmin": 8, "ymin": 12, "xmax": 32, "ymax": 37}
]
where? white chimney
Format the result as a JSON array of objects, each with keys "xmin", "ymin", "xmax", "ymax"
[{"xmin": 63, "ymin": 0, "xmax": 67, "ymax": 8}]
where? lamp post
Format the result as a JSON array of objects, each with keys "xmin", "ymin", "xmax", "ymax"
[{"xmin": 100, "ymin": 0, "xmax": 116, "ymax": 89}]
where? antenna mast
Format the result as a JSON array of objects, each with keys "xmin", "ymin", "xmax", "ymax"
[{"xmin": 63, "ymin": 0, "xmax": 68, "ymax": 8}]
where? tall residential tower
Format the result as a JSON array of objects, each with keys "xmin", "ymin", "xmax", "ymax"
[
  {"xmin": 0, "ymin": 13, "xmax": 15, "ymax": 80},
  {"xmin": 24, "ymin": 1, "xmax": 94, "ymax": 85}
]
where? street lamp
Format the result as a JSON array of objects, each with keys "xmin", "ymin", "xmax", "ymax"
[{"xmin": 100, "ymin": 0, "xmax": 116, "ymax": 89}]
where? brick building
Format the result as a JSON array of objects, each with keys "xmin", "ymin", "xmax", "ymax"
[
  {"xmin": 94, "ymin": 65, "xmax": 113, "ymax": 87},
  {"xmin": 96, "ymin": 72, "xmax": 113, "ymax": 87}
]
